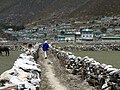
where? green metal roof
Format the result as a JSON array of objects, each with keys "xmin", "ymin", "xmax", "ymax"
[
  {"xmin": 55, "ymin": 35, "xmax": 65, "ymax": 38},
  {"xmin": 64, "ymin": 31, "xmax": 75, "ymax": 35},
  {"xmin": 102, "ymin": 36, "xmax": 120, "ymax": 39},
  {"xmin": 93, "ymin": 30, "xmax": 102, "ymax": 35},
  {"xmin": 38, "ymin": 32, "xmax": 48, "ymax": 34}
]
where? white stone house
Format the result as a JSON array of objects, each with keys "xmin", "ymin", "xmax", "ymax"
[{"xmin": 81, "ymin": 29, "xmax": 94, "ymax": 41}]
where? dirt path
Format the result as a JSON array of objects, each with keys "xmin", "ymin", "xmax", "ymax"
[
  {"xmin": 44, "ymin": 59, "xmax": 67, "ymax": 90},
  {"xmin": 40, "ymin": 52, "xmax": 67, "ymax": 90},
  {"xmin": 47, "ymin": 51, "xmax": 94, "ymax": 90},
  {"xmin": 39, "ymin": 51, "xmax": 94, "ymax": 90}
]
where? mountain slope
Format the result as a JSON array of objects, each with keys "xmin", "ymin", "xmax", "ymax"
[
  {"xmin": 69, "ymin": 0, "xmax": 120, "ymax": 18},
  {"xmin": 0, "ymin": 30, "xmax": 17, "ymax": 41},
  {"xmin": 0, "ymin": 0, "xmax": 55, "ymax": 25},
  {"xmin": 41, "ymin": 0, "xmax": 89, "ymax": 19},
  {"xmin": 0, "ymin": 0, "xmax": 120, "ymax": 25}
]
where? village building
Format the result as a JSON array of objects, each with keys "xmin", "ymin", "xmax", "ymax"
[
  {"xmin": 93, "ymin": 29, "xmax": 103, "ymax": 40},
  {"xmin": 81, "ymin": 29, "xmax": 94, "ymax": 41},
  {"xmin": 101, "ymin": 35, "xmax": 120, "ymax": 42},
  {"xmin": 54, "ymin": 35, "xmax": 65, "ymax": 41}
]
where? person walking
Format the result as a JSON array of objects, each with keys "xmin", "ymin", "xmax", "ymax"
[{"xmin": 42, "ymin": 41, "xmax": 49, "ymax": 59}]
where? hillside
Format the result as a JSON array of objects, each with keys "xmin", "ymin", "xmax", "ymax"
[
  {"xmin": 0, "ymin": 0, "xmax": 55, "ymax": 25},
  {"xmin": 69, "ymin": 0, "xmax": 120, "ymax": 18},
  {"xmin": 40, "ymin": 0, "xmax": 89, "ymax": 19},
  {"xmin": 0, "ymin": 30, "xmax": 17, "ymax": 41},
  {"xmin": 0, "ymin": 0, "xmax": 120, "ymax": 25}
]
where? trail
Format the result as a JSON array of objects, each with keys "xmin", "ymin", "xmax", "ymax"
[
  {"xmin": 40, "ymin": 52, "xmax": 67, "ymax": 90},
  {"xmin": 39, "ymin": 51, "xmax": 93, "ymax": 90}
]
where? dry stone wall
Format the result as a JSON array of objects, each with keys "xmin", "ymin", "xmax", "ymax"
[
  {"xmin": 0, "ymin": 43, "xmax": 41, "ymax": 90},
  {"xmin": 50, "ymin": 47, "xmax": 120, "ymax": 90}
]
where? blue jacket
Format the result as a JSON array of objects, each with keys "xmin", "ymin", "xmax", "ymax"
[{"xmin": 42, "ymin": 43, "xmax": 49, "ymax": 51}]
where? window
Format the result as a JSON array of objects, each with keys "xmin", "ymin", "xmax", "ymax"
[{"xmin": 90, "ymin": 35, "xmax": 92, "ymax": 37}]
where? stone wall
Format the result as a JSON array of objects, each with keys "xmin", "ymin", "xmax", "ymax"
[
  {"xmin": 0, "ymin": 43, "xmax": 41, "ymax": 90},
  {"xmin": 50, "ymin": 47, "xmax": 120, "ymax": 90}
]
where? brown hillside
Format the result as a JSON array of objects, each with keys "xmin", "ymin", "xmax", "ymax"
[
  {"xmin": 0, "ymin": 0, "xmax": 120, "ymax": 25},
  {"xmin": 0, "ymin": 0, "xmax": 55, "ymax": 25},
  {"xmin": 0, "ymin": 30, "xmax": 17, "ymax": 41},
  {"xmin": 40, "ymin": 0, "xmax": 89, "ymax": 19},
  {"xmin": 69, "ymin": 0, "xmax": 120, "ymax": 18}
]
